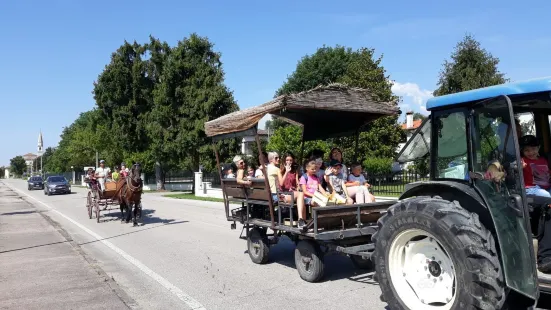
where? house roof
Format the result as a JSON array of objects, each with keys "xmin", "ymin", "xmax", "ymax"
[
  {"xmin": 401, "ymin": 119, "xmax": 422, "ymax": 130},
  {"xmin": 23, "ymin": 153, "xmax": 38, "ymax": 160}
]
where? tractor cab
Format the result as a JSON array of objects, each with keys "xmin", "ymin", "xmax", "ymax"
[{"xmin": 384, "ymin": 77, "xmax": 551, "ymax": 309}]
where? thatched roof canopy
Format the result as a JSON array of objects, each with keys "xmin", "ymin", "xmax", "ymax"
[{"xmin": 205, "ymin": 83, "xmax": 400, "ymax": 141}]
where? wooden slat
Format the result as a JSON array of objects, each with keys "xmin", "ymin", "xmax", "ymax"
[
  {"xmin": 247, "ymin": 188, "xmax": 271, "ymax": 200},
  {"xmin": 225, "ymin": 187, "xmax": 246, "ymax": 199}
]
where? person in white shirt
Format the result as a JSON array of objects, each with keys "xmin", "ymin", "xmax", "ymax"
[{"xmin": 95, "ymin": 160, "xmax": 110, "ymax": 192}]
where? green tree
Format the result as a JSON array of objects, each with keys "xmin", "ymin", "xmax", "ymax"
[
  {"xmin": 148, "ymin": 33, "xmax": 239, "ymax": 189},
  {"xmin": 434, "ymin": 34, "xmax": 508, "ymax": 96},
  {"xmin": 45, "ymin": 109, "xmax": 116, "ymax": 173},
  {"xmin": 267, "ymin": 125, "xmax": 330, "ymax": 163},
  {"xmin": 271, "ymin": 45, "xmax": 404, "ymax": 165},
  {"xmin": 10, "ymin": 156, "xmax": 26, "ymax": 176},
  {"xmin": 413, "ymin": 113, "xmax": 426, "ymax": 121},
  {"xmin": 0, "ymin": 166, "xmax": 5, "ymax": 178},
  {"xmin": 93, "ymin": 40, "xmax": 153, "ymax": 154}
]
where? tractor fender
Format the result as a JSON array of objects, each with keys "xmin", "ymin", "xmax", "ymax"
[{"xmin": 399, "ymin": 180, "xmax": 496, "ymax": 238}]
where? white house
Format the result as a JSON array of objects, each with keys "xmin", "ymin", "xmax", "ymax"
[
  {"xmin": 241, "ymin": 129, "xmax": 269, "ymax": 156},
  {"xmin": 22, "ymin": 153, "xmax": 38, "ymax": 175}
]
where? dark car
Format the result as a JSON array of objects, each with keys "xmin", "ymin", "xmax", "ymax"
[
  {"xmin": 44, "ymin": 176, "xmax": 72, "ymax": 196},
  {"xmin": 27, "ymin": 176, "xmax": 44, "ymax": 191}
]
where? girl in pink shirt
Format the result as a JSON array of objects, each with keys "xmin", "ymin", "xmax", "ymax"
[{"xmin": 300, "ymin": 161, "xmax": 329, "ymax": 207}]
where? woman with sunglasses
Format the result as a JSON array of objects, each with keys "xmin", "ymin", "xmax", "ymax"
[{"xmin": 233, "ymin": 155, "xmax": 252, "ymax": 186}]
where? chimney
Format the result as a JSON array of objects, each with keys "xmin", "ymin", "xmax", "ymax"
[{"xmin": 406, "ymin": 111, "xmax": 413, "ymax": 129}]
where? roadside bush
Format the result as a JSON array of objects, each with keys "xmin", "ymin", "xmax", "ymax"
[{"xmin": 363, "ymin": 157, "xmax": 393, "ymax": 176}]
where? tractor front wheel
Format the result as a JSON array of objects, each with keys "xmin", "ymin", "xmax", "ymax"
[{"xmin": 372, "ymin": 196, "xmax": 505, "ymax": 310}]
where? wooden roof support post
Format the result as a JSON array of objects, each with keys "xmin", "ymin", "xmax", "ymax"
[{"xmin": 213, "ymin": 143, "xmax": 230, "ymax": 219}]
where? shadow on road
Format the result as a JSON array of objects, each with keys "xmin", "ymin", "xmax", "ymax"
[
  {"xmin": 244, "ymin": 237, "xmax": 379, "ymax": 284},
  {"xmin": 0, "ymin": 219, "xmax": 188, "ymax": 254},
  {"xmin": 101, "ymin": 208, "xmax": 178, "ymax": 225},
  {"xmin": 79, "ymin": 220, "xmax": 189, "ymax": 246},
  {"xmin": 1, "ymin": 210, "xmax": 37, "ymax": 216}
]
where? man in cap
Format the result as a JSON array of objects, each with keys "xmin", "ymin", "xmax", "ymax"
[{"xmin": 95, "ymin": 160, "xmax": 110, "ymax": 192}]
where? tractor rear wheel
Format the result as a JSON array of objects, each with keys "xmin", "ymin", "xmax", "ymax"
[{"xmin": 372, "ymin": 196, "xmax": 505, "ymax": 310}]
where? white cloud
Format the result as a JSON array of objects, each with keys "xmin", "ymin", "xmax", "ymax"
[{"xmin": 391, "ymin": 81, "xmax": 433, "ymax": 115}]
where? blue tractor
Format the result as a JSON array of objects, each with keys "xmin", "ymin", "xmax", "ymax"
[{"xmin": 373, "ymin": 77, "xmax": 551, "ymax": 309}]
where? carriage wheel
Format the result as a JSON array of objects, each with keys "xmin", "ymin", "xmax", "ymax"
[
  {"xmin": 87, "ymin": 192, "xmax": 93, "ymax": 219},
  {"xmin": 95, "ymin": 200, "xmax": 101, "ymax": 223}
]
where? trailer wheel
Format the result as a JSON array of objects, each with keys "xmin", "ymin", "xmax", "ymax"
[
  {"xmin": 372, "ymin": 197, "xmax": 505, "ymax": 310},
  {"xmin": 295, "ymin": 240, "xmax": 324, "ymax": 282},
  {"xmin": 349, "ymin": 255, "xmax": 374, "ymax": 270},
  {"xmin": 247, "ymin": 227, "xmax": 270, "ymax": 264}
]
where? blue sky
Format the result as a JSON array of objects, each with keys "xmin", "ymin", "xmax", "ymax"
[{"xmin": 1, "ymin": 0, "xmax": 551, "ymax": 166}]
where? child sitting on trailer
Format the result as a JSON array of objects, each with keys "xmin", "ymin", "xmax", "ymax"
[
  {"xmin": 325, "ymin": 160, "xmax": 354, "ymax": 205},
  {"xmin": 346, "ymin": 163, "xmax": 375, "ymax": 203},
  {"xmin": 300, "ymin": 161, "xmax": 329, "ymax": 208}
]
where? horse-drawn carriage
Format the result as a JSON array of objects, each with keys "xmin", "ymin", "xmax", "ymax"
[{"xmin": 85, "ymin": 164, "xmax": 144, "ymax": 225}]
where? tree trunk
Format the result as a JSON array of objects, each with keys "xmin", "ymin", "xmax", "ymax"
[{"xmin": 155, "ymin": 161, "xmax": 165, "ymax": 190}]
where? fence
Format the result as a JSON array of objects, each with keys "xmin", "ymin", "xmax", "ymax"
[
  {"xmin": 144, "ymin": 171, "xmax": 195, "ymax": 186},
  {"xmin": 202, "ymin": 171, "xmax": 221, "ymax": 187},
  {"xmin": 366, "ymin": 170, "xmax": 429, "ymax": 197}
]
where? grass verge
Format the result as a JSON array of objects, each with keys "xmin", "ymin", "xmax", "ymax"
[{"xmin": 164, "ymin": 193, "xmax": 224, "ymax": 202}]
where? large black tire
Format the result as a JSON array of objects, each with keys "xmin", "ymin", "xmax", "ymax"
[
  {"xmin": 350, "ymin": 254, "xmax": 374, "ymax": 270},
  {"xmin": 247, "ymin": 227, "xmax": 270, "ymax": 264},
  {"xmin": 294, "ymin": 240, "xmax": 325, "ymax": 282},
  {"xmin": 372, "ymin": 196, "xmax": 505, "ymax": 310}
]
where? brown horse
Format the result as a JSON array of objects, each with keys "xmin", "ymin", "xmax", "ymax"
[{"xmin": 115, "ymin": 163, "xmax": 143, "ymax": 226}]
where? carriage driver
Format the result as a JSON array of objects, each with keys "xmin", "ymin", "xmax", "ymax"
[{"xmin": 95, "ymin": 160, "xmax": 111, "ymax": 192}]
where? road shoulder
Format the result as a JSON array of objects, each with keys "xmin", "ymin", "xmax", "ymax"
[{"xmin": 0, "ymin": 181, "xmax": 137, "ymax": 310}]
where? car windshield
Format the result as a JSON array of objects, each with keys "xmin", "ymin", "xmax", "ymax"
[
  {"xmin": 30, "ymin": 177, "xmax": 43, "ymax": 181},
  {"xmin": 48, "ymin": 177, "xmax": 66, "ymax": 183}
]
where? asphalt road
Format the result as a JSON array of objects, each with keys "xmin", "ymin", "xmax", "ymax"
[{"xmin": 1, "ymin": 179, "xmax": 386, "ymax": 310}]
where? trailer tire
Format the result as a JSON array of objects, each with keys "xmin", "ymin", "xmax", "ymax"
[
  {"xmin": 350, "ymin": 255, "xmax": 374, "ymax": 270},
  {"xmin": 247, "ymin": 227, "xmax": 270, "ymax": 264},
  {"xmin": 295, "ymin": 240, "xmax": 324, "ymax": 282},
  {"xmin": 372, "ymin": 196, "xmax": 505, "ymax": 310}
]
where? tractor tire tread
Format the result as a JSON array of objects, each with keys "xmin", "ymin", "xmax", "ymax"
[{"xmin": 372, "ymin": 196, "xmax": 505, "ymax": 310}]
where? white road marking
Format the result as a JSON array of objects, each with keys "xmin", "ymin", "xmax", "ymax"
[{"xmin": 4, "ymin": 182, "xmax": 206, "ymax": 310}]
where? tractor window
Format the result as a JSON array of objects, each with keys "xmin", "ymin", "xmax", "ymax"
[
  {"xmin": 396, "ymin": 118, "xmax": 431, "ymax": 163},
  {"xmin": 434, "ymin": 111, "xmax": 468, "ymax": 180}
]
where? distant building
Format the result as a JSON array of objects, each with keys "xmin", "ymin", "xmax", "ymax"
[
  {"xmin": 22, "ymin": 153, "xmax": 38, "ymax": 175},
  {"xmin": 241, "ymin": 129, "xmax": 269, "ymax": 156}
]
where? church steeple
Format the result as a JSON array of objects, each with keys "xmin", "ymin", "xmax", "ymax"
[{"xmin": 38, "ymin": 130, "xmax": 43, "ymax": 153}]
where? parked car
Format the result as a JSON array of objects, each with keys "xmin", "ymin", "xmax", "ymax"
[
  {"xmin": 27, "ymin": 176, "xmax": 44, "ymax": 190},
  {"xmin": 44, "ymin": 176, "xmax": 71, "ymax": 196}
]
